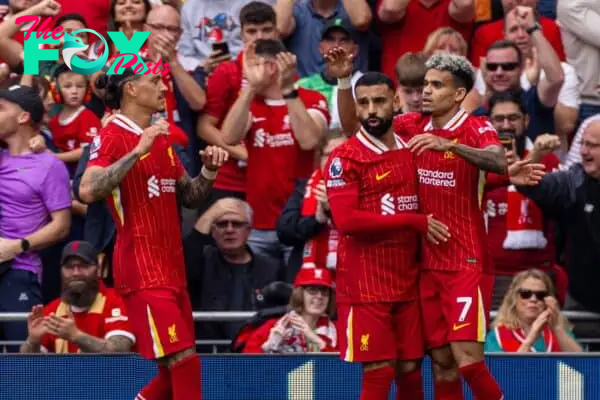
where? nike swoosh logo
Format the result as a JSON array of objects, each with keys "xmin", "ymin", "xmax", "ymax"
[
  {"xmin": 452, "ymin": 322, "xmax": 471, "ymax": 331},
  {"xmin": 376, "ymin": 171, "xmax": 391, "ymax": 181}
]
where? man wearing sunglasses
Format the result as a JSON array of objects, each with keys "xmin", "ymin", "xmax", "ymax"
[
  {"xmin": 183, "ymin": 197, "xmax": 282, "ymax": 352},
  {"xmin": 474, "ymin": 6, "xmax": 564, "ymax": 142}
]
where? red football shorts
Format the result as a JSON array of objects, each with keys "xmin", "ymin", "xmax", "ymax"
[
  {"xmin": 123, "ymin": 288, "xmax": 195, "ymax": 360},
  {"xmin": 419, "ymin": 269, "xmax": 493, "ymax": 349},
  {"xmin": 337, "ymin": 301, "xmax": 424, "ymax": 363}
]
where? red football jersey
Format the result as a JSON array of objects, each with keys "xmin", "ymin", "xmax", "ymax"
[
  {"xmin": 87, "ymin": 114, "xmax": 187, "ymax": 294},
  {"xmin": 376, "ymin": 0, "xmax": 472, "ymax": 83},
  {"xmin": 325, "ymin": 130, "xmax": 421, "ymax": 303},
  {"xmin": 40, "ymin": 284, "xmax": 135, "ymax": 353},
  {"xmin": 394, "ymin": 110, "xmax": 500, "ymax": 273},
  {"xmin": 245, "ymin": 88, "xmax": 330, "ymax": 230},
  {"xmin": 204, "ymin": 53, "xmax": 247, "ymax": 193},
  {"xmin": 48, "ymin": 106, "xmax": 101, "ymax": 153}
]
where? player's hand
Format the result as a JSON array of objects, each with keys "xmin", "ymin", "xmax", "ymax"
[
  {"xmin": 45, "ymin": 311, "xmax": 79, "ymax": 341},
  {"xmin": 275, "ymin": 52, "xmax": 297, "ymax": 93},
  {"xmin": 323, "ymin": 47, "xmax": 354, "ymax": 79},
  {"xmin": 0, "ymin": 237, "xmax": 21, "ymax": 263},
  {"xmin": 407, "ymin": 133, "xmax": 452, "ymax": 155},
  {"xmin": 26, "ymin": 305, "xmax": 48, "ymax": 343},
  {"xmin": 31, "ymin": 0, "xmax": 61, "ymax": 16},
  {"xmin": 425, "ymin": 215, "xmax": 450, "ymax": 245},
  {"xmin": 508, "ymin": 159, "xmax": 546, "ymax": 186},
  {"xmin": 28, "ymin": 134, "xmax": 47, "ymax": 153},
  {"xmin": 531, "ymin": 133, "xmax": 560, "ymax": 160},
  {"xmin": 133, "ymin": 118, "xmax": 169, "ymax": 156},
  {"xmin": 200, "ymin": 145, "xmax": 229, "ymax": 171}
]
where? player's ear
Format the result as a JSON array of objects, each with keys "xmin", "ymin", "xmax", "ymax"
[{"xmin": 454, "ymin": 87, "xmax": 467, "ymax": 103}]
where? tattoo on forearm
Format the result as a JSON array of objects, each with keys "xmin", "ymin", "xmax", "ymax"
[
  {"xmin": 87, "ymin": 152, "xmax": 140, "ymax": 200},
  {"xmin": 73, "ymin": 333, "xmax": 133, "ymax": 353},
  {"xmin": 452, "ymin": 145, "xmax": 506, "ymax": 174},
  {"xmin": 19, "ymin": 341, "xmax": 41, "ymax": 353},
  {"xmin": 176, "ymin": 173, "xmax": 214, "ymax": 208}
]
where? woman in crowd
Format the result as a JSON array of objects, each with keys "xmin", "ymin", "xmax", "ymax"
[
  {"xmin": 485, "ymin": 269, "xmax": 582, "ymax": 352},
  {"xmin": 243, "ymin": 268, "xmax": 337, "ymax": 354},
  {"xmin": 422, "ymin": 26, "xmax": 468, "ymax": 57}
]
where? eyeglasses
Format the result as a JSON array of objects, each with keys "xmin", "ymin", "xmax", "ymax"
[
  {"xmin": 517, "ymin": 288, "xmax": 548, "ymax": 301},
  {"xmin": 491, "ymin": 113, "xmax": 523, "ymax": 123},
  {"xmin": 580, "ymin": 140, "xmax": 600, "ymax": 150},
  {"xmin": 486, "ymin": 62, "xmax": 520, "ymax": 72},
  {"xmin": 146, "ymin": 23, "xmax": 182, "ymax": 34},
  {"xmin": 214, "ymin": 219, "xmax": 248, "ymax": 229}
]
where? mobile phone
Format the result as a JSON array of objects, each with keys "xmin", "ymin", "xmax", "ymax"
[
  {"xmin": 498, "ymin": 131, "xmax": 515, "ymax": 150},
  {"xmin": 212, "ymin": 41, "xmax": 230, "ymax": 56}
]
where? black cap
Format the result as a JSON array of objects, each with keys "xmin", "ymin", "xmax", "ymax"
[
  {"xmin": 321, "ymin": 17, "xmax": 355, "ymax": 42},
  {"xmin": 60, "ymin": 241, "xmax": 98, "ymax": 265},
  {"xmin": 0, "ymin": 85, "xmax": 44, "ymax": 124}
]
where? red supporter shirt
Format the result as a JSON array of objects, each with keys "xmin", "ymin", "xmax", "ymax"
[
  {"xmin": 48, "ymin": 106, "xmax": 101, "ymax": 153},
  {"xmin": 325, "ymin": 130, "xmax": 422, "ymax": 303},
  {"xmin": 87, "ymin": 114, "xmax": 187, "ymax": 294},
  {"xmin": 376, "ymin": 0, "xmax": 472, "ymax": 83},
  {"xmin": 40, "ymin": 284, "xmax": 135, "ymax": 353},
  {"xmin": 203, "ymin": 53, "xmax": 246, "ymax": 193},
  {"xmin": 394, "ymin": 110, "xmax": 500, "ymax": 273},
  {"xmin": 469, "ymin": 17, "xmax": 565, "ymax": 67},
  {"xmin": 245, "ymin": 88, "xmax": 330, "ymax": 230},
  {"xmin": 484, "ymin": 152, "xmax": 559, "ymax": 272},
  {"xmin": 55, "ymin": 0, "xmax": 111, "ymax": 44}
]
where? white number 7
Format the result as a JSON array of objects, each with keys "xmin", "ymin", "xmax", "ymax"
[{"xmin": 456, "ymin": 297, "xmax": 472, "ymax": 322}]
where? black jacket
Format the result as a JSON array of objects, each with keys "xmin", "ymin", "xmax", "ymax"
[
  {"xmin": 183, "ymin": 229, "xmax": 283, "ymax": 343},
  {"xmin": 276, "ymin": 179, "xmax": 328, "ymax": 282},
  {"xmin": 518, "ymin": 164, "xmax": 600, "ymax": 311}
]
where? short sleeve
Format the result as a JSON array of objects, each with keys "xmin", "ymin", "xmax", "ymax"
[
  {"xmin": 103, "ymin": 294, "xmax": 136, "ymax": 344},
  {"xmin": 323, "ymin": 153, "xmax": 360, "ymax": 197},
  {"xmin": 305, "ymin": 91, "xmax": 331, "ymax": 128},
  {"xmin": 393, "ymin": 113, "xmax": 419, "ymax": 140},
  {"xmin": 78, "ymin": 110, "xmax": 102, "ymax": 146},
  {"xmin": 484, "ymin": 330, "xmax": 503, "ymax": 352},
  {"xmin": 203, "ymin": 63, "xmax": 237, "ymax": 121},
  {"xmin": 557, "ymin": 63, "xmax": 580, "ymax": 109},
  {"xmin": 88, "ymin": 132, "xmax": 126, "ymax": 168},
  {"xmin": 472, "ymin": 117, "xmax": 501, "ymax": 149},
  {"xmin": 40, "ymin": 158, "xmax": 71, "ymax": 212}
]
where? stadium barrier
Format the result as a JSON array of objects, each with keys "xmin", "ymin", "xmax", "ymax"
[{"xmin": 0, "ymin": 353, "xmax": 598, "ymax": 400}]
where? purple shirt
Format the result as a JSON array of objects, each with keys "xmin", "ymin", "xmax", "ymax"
[{"xmin": 0, "ymin": 149, "xmax": 71, "ymax": 275}]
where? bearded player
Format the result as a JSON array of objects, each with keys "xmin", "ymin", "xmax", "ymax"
[
  {"xmin": 79, "ymin": 69, "xmax": 228, "ymax": 400},
  {"xmin": 335, "ymin": 53, "xmax": 510, "ymax": 399},
  {"xmin": 325, "ymin": 71, "xmax": 451, "ymax": 400}
]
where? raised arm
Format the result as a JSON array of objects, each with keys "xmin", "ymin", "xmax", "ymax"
[
  {"xmin": 278, "ymin": 52, "xmax": 327, "ymax": 150},
  {"xmin": 341, "ymin": 0, "xmax": 372, "ymax": 31},
  {"xmin": 378, "ymin": 0, "xmax": 410, "ymax": 23},
  {"xmin": 448, "ymin": 0, "xmax": 475, "ymax": 23},
  {"xmin": 324, "ymin": 48, "xmax": 360, "ymax": 136},
  {"xmin": 274, "ymin": 0, "xmax": 297, "ymax": 38}
]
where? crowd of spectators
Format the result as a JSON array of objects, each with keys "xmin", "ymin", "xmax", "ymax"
[{"xmin": 0, "ymin": 0, "xmax": 599, "ymax": 355}]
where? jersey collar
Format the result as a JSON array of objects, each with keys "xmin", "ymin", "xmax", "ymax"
[
  {"xmin": 356, "ymin": 127, "xmax": 407, "ymax": 154},
  {"xmin": 111, "ymin": 113, "xmax": 144, "ymax": 135},
  {"xmin": 424, "ymin": 108, "xmax": 469, "ymax": 131}
]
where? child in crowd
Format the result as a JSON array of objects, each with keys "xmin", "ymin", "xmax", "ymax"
[{"xmin": 47, "ymin": 65, "xmax": 101, "ymax": 170}]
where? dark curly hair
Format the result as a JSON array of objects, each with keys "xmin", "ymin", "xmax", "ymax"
[{"xmin": 94, "ymin": 68, "xmax": 141, "ymax": 110}]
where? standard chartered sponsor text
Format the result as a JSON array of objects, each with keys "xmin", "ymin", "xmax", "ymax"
[{"xmin": 417, "ymin": 169, "xmax": 456, "ymax": 187}]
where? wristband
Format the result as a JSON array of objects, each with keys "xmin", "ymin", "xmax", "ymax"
[
  {"xmin": 282, "ymin": 89, "xmax": 299, "ymax": 99},
  {"xmin": 337, "ymin": 76, "xmax": 352, "ymax": 90},
  {"xmin": 200, "ymin": 166, "xmax": 218, "ymax": 180}
]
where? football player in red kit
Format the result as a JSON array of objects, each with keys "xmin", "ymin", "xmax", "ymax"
[
  {"xmin": 325, "ymin": 71, "xmax": 451, "ymax": 400},
  {"xmin": 335, "ymin": 53, "xmax": 512, "ymax": 400},
  {"xmin": 79, "ymin": 69, "xmax": 228, "ymax": 400}
]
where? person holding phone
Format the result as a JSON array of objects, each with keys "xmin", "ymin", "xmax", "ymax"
[{"xmin": 484, "ymin": 91, "xmax": 561, "ymax": 304}]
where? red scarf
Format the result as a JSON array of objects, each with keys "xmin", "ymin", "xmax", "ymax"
[
  {"xmin": 495, "ymin": 325, "xmax": 560, "ymax": 352},
  {"xmin": 503, "ymin": 140, "xmax": 547, "ymax": 250},
  {"xmin": 301, "ymin": 169, "xmax": 339, "ymax": 273}
]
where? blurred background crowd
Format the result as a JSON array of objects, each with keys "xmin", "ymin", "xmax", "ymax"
[{"xmin": 0, "ymin": 0, "xmax": 599, "ymax": 355}]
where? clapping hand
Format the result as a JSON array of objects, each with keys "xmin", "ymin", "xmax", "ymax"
[
  {"xmin": 243, "ymin": 43, "xmax": 271, "ymax": 92},
  {"xmin": 133, "ymin": 118, "xmax": 169, "ymax": 155},
  {"xmin": 275, "ymin": 52, "xmax": 297, "ymax": 92},
  {"xmin": 323, "ymin": 47, "xmax": 354, "ymax": 79},
  {"xmin": 45, "ymin": 310, "xmax": 79, "ymax": 341},
  {"xmin": 26, "ymin": 305, "xmax": 48, "ymax": 343},
  {"xmin": 200, "ymin": 145, "xmax": 229, "ymax": 171}
]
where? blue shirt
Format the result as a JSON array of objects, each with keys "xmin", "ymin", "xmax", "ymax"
[
  {"xmin": 285, "ymin": 0, "xmax": 368, "ymax": 77},
  {"xmin": 473, "ymin": 87, "xmax": 555, "ymax": 141}
]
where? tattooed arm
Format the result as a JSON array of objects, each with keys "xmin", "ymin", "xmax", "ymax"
[
  {"xmin": 176, "ymin": 171, "xmax": 215, "ymax": 209},
  {"xmin": 72, "ymin": 332, "xmax": 134, "ymax": 353},
  {"xmin": 449, "ymin": 143, "xmax": 506, "ymax": 174},
  {"xmin": 79, "ymin": 150, "xmax": 142, "ymax": 203}
]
